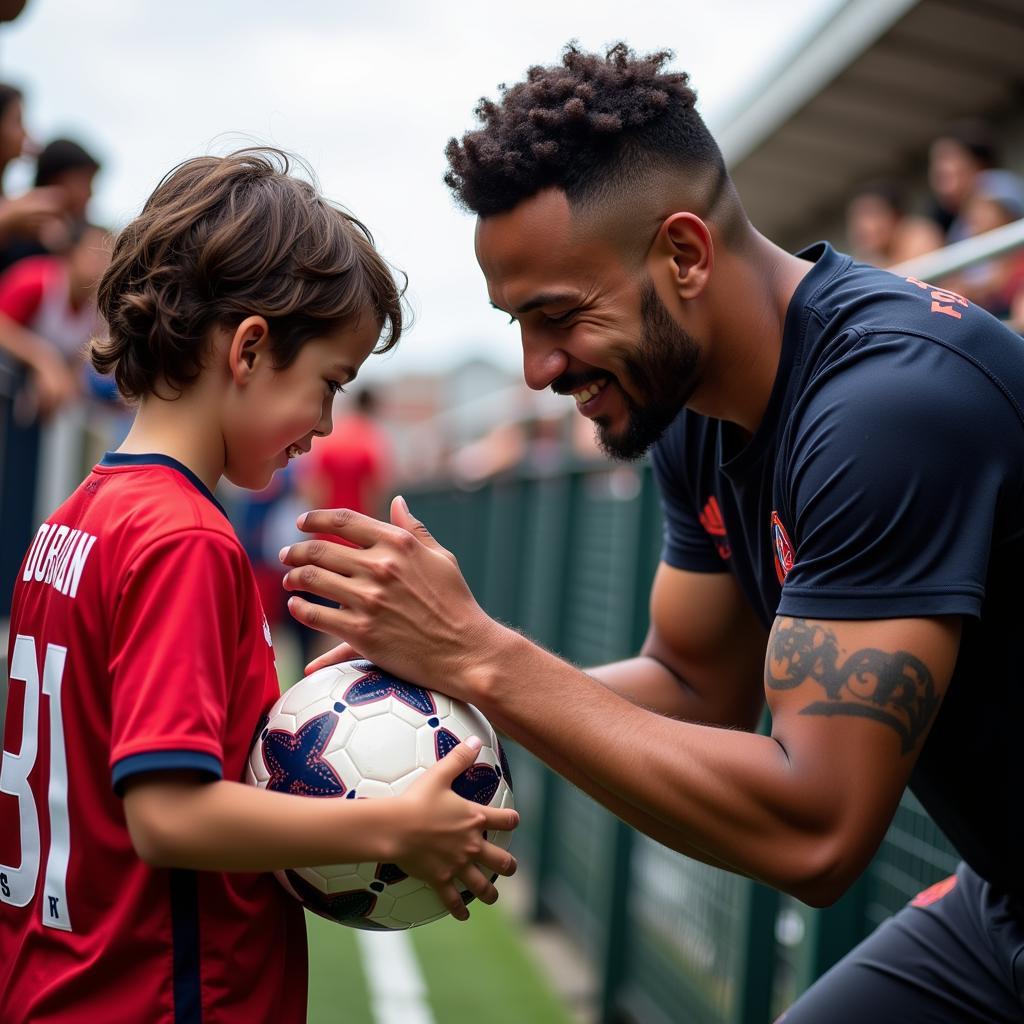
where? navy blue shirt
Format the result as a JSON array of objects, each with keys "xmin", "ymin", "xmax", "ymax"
[{"xmin": 652, "ymin": 242, "xmax": 1024, "ymax": 894}]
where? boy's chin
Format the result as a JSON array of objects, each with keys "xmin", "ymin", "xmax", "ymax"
[{"xmin": 225, "ymin": 461, "xmax": 278, "ymax": 492}]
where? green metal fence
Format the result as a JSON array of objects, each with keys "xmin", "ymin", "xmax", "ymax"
[{"xmin": 409, "ymin": 461, "xmax": 958, "ymax": 1024}]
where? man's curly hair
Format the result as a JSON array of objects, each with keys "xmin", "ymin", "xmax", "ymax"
[{"xmin": 445, "ymin": 42, "xmax": 727, "ymax": 218}]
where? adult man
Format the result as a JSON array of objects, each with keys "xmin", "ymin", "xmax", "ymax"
[{"xmin": 282, "ymin": 45, "xmax": 1024, "ymax": 1019}]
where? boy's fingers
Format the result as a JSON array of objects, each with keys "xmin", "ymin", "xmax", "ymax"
[
  {"xmin": 433, "ymin": 737, "xmax": 483, "ymax": 780},
  {"xmin": 434, "ymin": 882, "xmax": 470, "ymax": 922},
  {"xmin": 456, "ymin": 864, "xmax": 500, "ymax": 905},
  {"xmin": 476, "ymin": 840, "xmax": 517, "ymax": 878},
  {"xmin": 482, "ymin": 807, "xmax": 519, "ymax": 833}
]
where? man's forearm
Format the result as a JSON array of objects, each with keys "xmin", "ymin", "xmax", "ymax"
[{"xmin": 470, "ymin": 627, "xmax": 855, "ymax": 902}]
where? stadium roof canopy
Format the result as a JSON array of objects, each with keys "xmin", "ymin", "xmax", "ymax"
[{"xmin": 718, "ymin": 0, "xmax": 1024, "ymax": 249}]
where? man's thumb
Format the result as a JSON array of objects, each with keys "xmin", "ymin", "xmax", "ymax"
[{"xmin": 391, "ymin": 495, "xmax": 443, "ymax": 550}]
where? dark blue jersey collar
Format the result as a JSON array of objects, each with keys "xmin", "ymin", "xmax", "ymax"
[{"xmin": 99, "ymin": 452, "xmax": 227, "ymax": 518}]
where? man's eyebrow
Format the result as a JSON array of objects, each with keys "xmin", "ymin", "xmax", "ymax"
[{"xmin": 490, "ymin": 292, "xmax": 580, "ymax": 317}]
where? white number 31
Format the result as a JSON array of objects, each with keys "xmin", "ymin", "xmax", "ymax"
[{"xmin": 1, "ymin": 634, "xmax": 72, "ymax": 931}]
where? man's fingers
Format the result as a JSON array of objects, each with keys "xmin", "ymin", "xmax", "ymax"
[
  {"xmin": 298, "ymin": 507, "xmax": 392, "ymax": 547},
  {"xmin": 282, "ymin": 562, "xmax": 353, "ymax": 604},
  {"xmin": 304, "ymin": 641, "xmax": 361, "ymax": 676},
  {"xmin": 279, "ymin": 538, "xmax": 359, "ymax": 575},
  {"xmin": 286, "ymin": 594, "xmax": 349, "ymax": 636}
]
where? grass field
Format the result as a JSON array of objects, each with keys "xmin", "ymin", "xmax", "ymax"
[{"xmin": 306, "ymin": 901, "xmax": 576, "ymax": 1023}]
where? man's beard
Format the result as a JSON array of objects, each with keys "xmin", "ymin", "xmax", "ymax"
[{"xmin": 595, "ymin": 280, "xmax": 701, "ymax": 461}]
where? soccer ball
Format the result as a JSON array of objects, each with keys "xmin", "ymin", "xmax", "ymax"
[{"xmin": 245, "ymin": 659, "xmax": 515, "ymax": 930}]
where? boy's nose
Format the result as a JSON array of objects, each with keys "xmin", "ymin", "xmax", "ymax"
[{"xmin": 317, "ymin": 397, "xmax": 334, "ymax": 436}]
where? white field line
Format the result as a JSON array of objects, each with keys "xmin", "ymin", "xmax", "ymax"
[{"xmin": 355, "ymin": 929, "xmax": 436, "ymax": 1024}]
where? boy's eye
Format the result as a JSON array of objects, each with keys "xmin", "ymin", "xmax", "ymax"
[{"xmin": 327, "ymin": 380, "xmax": 346, "ymax": 395}]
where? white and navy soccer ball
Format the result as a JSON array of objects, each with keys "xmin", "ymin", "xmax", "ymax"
[{"xmin": 245, "ymin": 659, "xmax": 515, "ymax": 930}]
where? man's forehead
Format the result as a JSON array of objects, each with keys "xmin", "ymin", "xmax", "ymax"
[{"xmin": 475, "ymin": 188, "xmax": 616, "ymax": 306}]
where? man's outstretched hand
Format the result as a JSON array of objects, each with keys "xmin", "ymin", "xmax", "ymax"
[{"xmin": 280, "ymin": 497, "xmax": 504, "ymax": 700}]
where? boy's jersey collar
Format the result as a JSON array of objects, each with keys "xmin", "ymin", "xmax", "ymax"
[{"xmin": 99, "ymin": 451, "xmax": 226, "ymax": 517}]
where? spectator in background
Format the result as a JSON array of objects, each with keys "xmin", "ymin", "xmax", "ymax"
[
  {"xmin": 845, "ymin": 178, "xmax": 941, "ymax": 268},
  {"xmin": 36, "ymin": 137, "xmax": 100, "ymax": 222},
  {"xmin": 0, "ymin": 83, "xmax": 65, "ymax": 272},
  {"xmin": 0, "ymin": 137, "xmax": 101, "ymax": 269},
  {"xmin": 0, "ymin": 221, "xmax": 110, "ymax": 619},
  {"xmin": 955, "ymin": 168, "xmax": 1024, "ymax": 328},
  {"xmin": 926, "ymin": 119, "xmax": 997, "ymax": 242}
]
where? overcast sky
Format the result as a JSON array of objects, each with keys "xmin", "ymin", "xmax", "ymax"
[{"xmin": 1, "ymin": 0, "xmax": 842, "ymax": 381}]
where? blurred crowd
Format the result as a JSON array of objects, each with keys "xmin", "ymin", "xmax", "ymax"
[
  {"xmin": 0, "ymin": 81, "xmax": 122, "ymax": 622},
  {"xmin": 3, "ymin": 82, "xmax": 1024, "ymax": 633},
  {"xmin": 845, "ymin": 118, "xmax": 1024, "ymax": 331}
]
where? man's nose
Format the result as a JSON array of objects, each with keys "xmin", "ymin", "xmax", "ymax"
[{"xmin": 521, "ymin": 332, "xmax": 569, "ymax": 392}]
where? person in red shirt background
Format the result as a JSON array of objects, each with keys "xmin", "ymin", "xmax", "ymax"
[
  {"xmin": 292, "ymin": 387, "xmax": 394, "ymax": 661},
  {"xmin": 299, "ymin": 387, "xmax": 393, "ymax": 534}
]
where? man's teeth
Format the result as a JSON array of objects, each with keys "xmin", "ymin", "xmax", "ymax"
[
  {"xmin": 573, "ymin": 380, "xmax": 607, "ymax": 405},
  {"xmin": 286, "ymin": 445, "xmax": 303, "ymax": 459}
]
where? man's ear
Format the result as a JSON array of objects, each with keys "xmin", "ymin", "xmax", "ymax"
[
  {"xmin": 649, "ymin": 212, "xmax": 713, "ymax": 301},
  {"xmin": 227, "ymin": 316, "xmax": 271, "ymax": 386}
]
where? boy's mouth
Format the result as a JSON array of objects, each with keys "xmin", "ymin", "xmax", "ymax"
[{"xmin": 286, "ymin": 444, "xmax": 306, "ymax": 459}]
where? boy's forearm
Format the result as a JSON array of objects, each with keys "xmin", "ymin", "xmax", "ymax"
[{"xmin": 123, "ymin": 776, "xmax": 403, "ymax": 871}]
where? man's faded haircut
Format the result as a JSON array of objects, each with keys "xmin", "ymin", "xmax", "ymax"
[{"xmin": 444, "ymin": 42, "xmax": 738, "ymax": 233}]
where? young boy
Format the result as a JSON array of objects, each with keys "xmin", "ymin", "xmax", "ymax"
[{"xmin": 0, "ymin": 149, "xmax": 518, "ymax": 1023}]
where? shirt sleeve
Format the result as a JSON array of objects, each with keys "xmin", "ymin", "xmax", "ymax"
[
  {"xmin": 651, "ymin": 427, "xmax": 729, "ymax": 573},
  {"xmin": 109, "ymin": 529, "xmax": 246, "ymax": 793},
  {"xmin": 777, "ymin": 335, "xmax": 1021, "ymax": 620},
  {"xmin": 0, "ymin": 258, "xmax": 47, "ymax": 325}
]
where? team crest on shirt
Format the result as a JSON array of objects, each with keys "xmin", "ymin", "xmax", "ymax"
[
  {"xmin": 262, "ymin": 614, "xmax": 273, "ymax": 648},
  {"xmin": 770, "ymin": 511, "xmax": 794, "ymax": 584}
]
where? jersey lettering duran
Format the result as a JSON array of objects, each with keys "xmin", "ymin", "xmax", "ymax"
[
  {"xmin": 653, "ymin": 243, "xmax": 1024, "ymax": 896},
  {"xmin": 0, "ymin": 454, "xmax": 306, "ymax": 1023}
]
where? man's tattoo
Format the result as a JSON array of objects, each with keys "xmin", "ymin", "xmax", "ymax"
[{"xmin": 766, "ymin": 618, "xmax": 940, "ymax": 754}]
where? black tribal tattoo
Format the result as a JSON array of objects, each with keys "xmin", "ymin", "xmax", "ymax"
[{"xmin": 765, "ymin": 618, "xmax": 940, "ymax": 754}]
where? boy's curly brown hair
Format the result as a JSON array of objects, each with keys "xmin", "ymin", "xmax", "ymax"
[{"xmin": 93, "ymin": 148, "xmax": 405, "ymax": 401}]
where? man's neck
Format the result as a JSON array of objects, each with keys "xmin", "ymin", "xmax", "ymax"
[{"xmin": 692, "ymin": 233, "xmax": 813, "ymax": 436}]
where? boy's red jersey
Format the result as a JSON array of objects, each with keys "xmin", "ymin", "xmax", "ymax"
[{"xmin": 0, "ymin": 454, "xmax": 307, "ymax": 1023}]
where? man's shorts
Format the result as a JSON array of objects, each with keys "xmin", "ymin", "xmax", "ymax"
[{"xmin": 779, "ymin": 861, "xmax": 1024, "ymax": 1022}]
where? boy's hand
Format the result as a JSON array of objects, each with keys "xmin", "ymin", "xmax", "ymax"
[{"xmin": 393, "ymin": 736, "xmax": 518, "ymax": 921}]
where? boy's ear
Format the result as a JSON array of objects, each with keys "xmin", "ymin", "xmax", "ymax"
[{"xmin": 227, "ymin": 316, "xmax": 272, "ymax": 385}]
